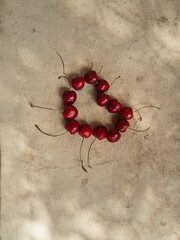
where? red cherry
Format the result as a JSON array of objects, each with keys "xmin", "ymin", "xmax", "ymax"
[
  {"xmin": 119, "ymin": 107, "xmax": 133, "ymax": 120},
  {"xmin": 65, "ymin": 119, "xmax": 79, "ymax": 134},
  {"xmin": 107, "ymin": 129, "xmax": 121, "ymax": 142},
  {"xmin": 84, "ymin": 70, "xmax": 98, "ymax": 84},
  {"xmin": 63, "ymin": 105, "xmax": 78, "ymax": 119},
  {"xmin": 96, "ymin": 79, "xmax": 109, "ymax": 92},
  {"xmin": 62, "ymin": 91, "xmax": 77, "ymax": 105},
  {"xmin": 107, "ymin": 99, "xmax": 122, "ymax": 113},
  {"xmin": 93, "ymin": 125, "xmax": 107, "ymax": 140},
  {"xmin": 97, "ymin": 93, "xmax": 110, "ymax": 106},
  {"xmin": 79, "ymin": 124, "xmax": 92, "ymax": 138},
  {"xmin": 72, "ymin": 77, "xmax": 85, "ymax": 90},
  {"xmin": 116, "ymin": 119, "xmax": 129, "ymax": 132}
]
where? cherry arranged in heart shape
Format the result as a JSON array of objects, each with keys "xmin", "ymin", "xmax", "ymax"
[
  {"xmin": 116, "ymin": 119, "xmax": 129, "ymax": 132},
  {"xmin": 63, "ymin": 105, "xmax": 78, "ymax": 119},
  {"xmin": 107, "ymin": 129, "xmax": 121, "ymax": 142},
  {"xmin": 62, "ymin": 90, "xmax": 77, "ymax": 104},
  {"xmin": 32, "ymin": 53, "xmax": 159, "ymax": 173},
  {"xmin": 93, "ymin": 126, "xmax": 107, "ymax": 140},
  {"xmin": 65, "ymin": 119, "xmax": 79, "ymax": 134},
  {"xmin": 84, "ymin": 70, "xmax": 99, "ymax": 84},
  {"xmin": 96, "ymin": 79, "xmax": 109, "ymax": 92},
  {"xmin": 79, "ymin": 124, "xmax": 92, "ymax": 138},
  {"xmin": 97, "ymin": 93, "xmax": 110, "ymax": 106},
  {"xmin": 72, "ymin": 77, "xmax": 85, "ymax": 90},
  {"xmin": 107, "ymin": 99, "xmax": 122, "ymax": 113},
  {"xmin": 119, "ymin": 106, "xmax": 133, "ymax": 120}
]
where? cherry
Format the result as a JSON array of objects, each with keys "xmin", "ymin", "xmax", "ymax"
[
  {"xmin": 84, "ymin": 70, "xmax": 99, "ymax": 84},
  {"xmin": 62, "ymin": 91, "xmax": 77, "ymax": 105},
  {"xmin": 65, "ymin": 119, "xmax": 79, "ymax": 134},
  {"xmin": 93, "ymin": 125, "xmax": 107, "ymax": 140},
  {"xmin": 119, "ymin": 106, "xmax": 133, "ymax": 120},
  {"xmin": 97, "ymin": 93, "xmax": 110, "ymax": 106},
  {"xmin": 72, "ymin": 77, "xmax": 85, "ymax": 90},
  {"xmin": 96, "ymin": 79, "xmax": 109, "ymax": 92},
  {"xmin": 79, "ymin": 124, "xmax": 92, "ymax": 138},
  {"xmin": 107, "ymin": 129, "xmax": 121, "ymax": 142},
  {"xmin": 116, "ymin": 119, "xmax": 129, "ymax": 132},
  {"xmin": 107, "ymin": 99, "xmax": 122, "ymax": 113},
  {"xmin": 63, "ymin": 105, "xmax": 78, "ymax": 119}
]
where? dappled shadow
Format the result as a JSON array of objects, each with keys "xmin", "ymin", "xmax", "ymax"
[{"xmin": 1, "ymin": 0, "xmax": 180, "ymax": 239}]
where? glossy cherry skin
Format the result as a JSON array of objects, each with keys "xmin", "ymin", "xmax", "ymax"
[
  {"xmin": 62, "ymin": 91, "xmax": 77, "ymax": 105},
  {"xmin": 84, "ymin": 70, "xmax": 99, "ymax": 84},
  {"xmin": 63, "ymin": 105, "xmax": 78, "ymax": 119},
  {"xmin": 96, "ymin": 79, "xmax": 109, "ymax": 92},
  {"xmin": 72, "ymin": 77, "xmax": 85, "ymax": 90},
  {"xmin": 65, "ymin": 119, "xmax": 79, "ymax": 134},
  {"xmin": 107, "ymin": 129, "xmax": 121, "ymax": 142},
  {"xmin": 107, "ymin": 99, "xmax": 122, "ymax": 113},
  {"xmin": 116, "ymin": 119, "xmax": 129, "ymax": 132},
  {"xmin": 97, "ymin": 93, "xmax": 110, "ymax": 107},
  {"xmin": 119, "ymin": 107, "xmax": 133, "ymax": 120},
  {"xmin": 79, "ymin": 124, "xmax": 92, "ymax": 138},
  {"xmin": 93, "ymin": 125, "xmax": 107, "ymax": 140}
]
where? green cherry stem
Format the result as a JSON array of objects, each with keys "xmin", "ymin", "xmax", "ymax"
[
  {"xmin": 134, "ymin": 105, "xmax": 160, "ymax": 111},
  {"xmin": 56, "ymin": 52, "xmax": 67, "ymax": 76},
  {"xmin": 35, "ymin": 124, "xmax": 68, "ymax": 137},
  {"xmin": 98, "ymin": 65, "xmax": 103, "ymax": 75},
  {"xmin": 87, "ymin": 138, "xmax": 97, "ymax": 168},
  {"xmin": 128, "ymin": 126, "xmax": 150, "ymax": 132},
  {"xmin": 58, "ymin": 75, "xmax": 71, "ymax": 88},
  {"xmin": 31, "ymin": 104, "xmax": 62, "ymax": 111},
  {"xmin": 89, "ymin": 62, "xmax": 93, "ymax": 71},
  {"xmin": 58, "ymin": 75, "xmax": 71, "ymax": 81},
  {"xmin": 106, "ymin": 76, "xmax": 121, "ymax": 93},
  {"xmin": 80, "ymin": 136, "xmax": 87, "ymax": 173}
]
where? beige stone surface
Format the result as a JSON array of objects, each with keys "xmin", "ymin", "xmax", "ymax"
[{"xmin": 1, "ymin": 0, "xmax": 180, "ymax": 239}]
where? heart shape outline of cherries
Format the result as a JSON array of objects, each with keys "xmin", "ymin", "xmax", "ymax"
[{"xmin": 32, "ymin": 53, "xmax": 159, "ymax": 173}]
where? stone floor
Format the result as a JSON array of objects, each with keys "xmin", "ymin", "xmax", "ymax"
[{"xmin": 1, "ymin": 0, "xmax": 180, "ymax": 239}]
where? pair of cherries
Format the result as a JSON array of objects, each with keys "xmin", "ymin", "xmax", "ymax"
[{"xmin": 62, "ymin": 68, "xmax": 133, "ymax": 143}]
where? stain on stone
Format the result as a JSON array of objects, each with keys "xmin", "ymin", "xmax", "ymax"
[
  {"xmin": 160, "ymin": 221, "xmax": 167, "ymax": 226},
  {"xmin": 81, "ymin": 178, "xmax": 88, "ymax": 186},
  {"xmin": 144, "ymin": 134, "xmax": 149, "ymax": 139},
  {"xmin": 85, "ymin": 16, "xmax": 98, "ymax": 27},
  {"xmin": 136, "ymin": 75, "xmax": 144, "ymax": 83},
  {"xmin": 158, "ymin": 16, "xmax": 168, "ymax": 23}
]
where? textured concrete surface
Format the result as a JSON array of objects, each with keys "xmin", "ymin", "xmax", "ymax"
[{"xmin": 1, "ymin": 0, "xmax": 180, "ymax": 239}]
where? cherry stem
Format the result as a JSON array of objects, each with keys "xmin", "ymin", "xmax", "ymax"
[
  {"xmin": 58, "ymin": 75, "xmax": 71, "ymax": 88},
  {"xmin": 87, "ymin": 138, "xmax": 97, "ymax": 168},
  {"xmin": 89, "ymin": 62, "xmax": 93, "ymax": 71},
  {"xmin": 56, "ymin": 52, "xmax": 67, "ymax": 76},
  {"xmin": 106, "ymin": 76, "xmax": 121, "ymax": 93},
  {"xmin": 128, "ymin": 126, "xmax": 150, "ymax": 132},
  {"xmin": 35, "ymin": 124, "xmax": 68, "ymax": 137},
  {"xmin": 127, "ymin": 104, "xmax": 142, "ymax": 121},
  {"xmin": 58, "ymin": 75, "xmax": 70, "ymax": 81},
  {"xmin": 98, "ymin": 65, "xmax": 103, "ymax": 75},
  {"xmin": 80, "ymin": 137, "xmax": 87, "ymax": 172},
  {"xmin": 31, "ymin": 103, "xmax": 62, "ymax": 111},
  {"xmin": 134, "ymin": 105, "xmax": 160, "ymax": 111}
]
